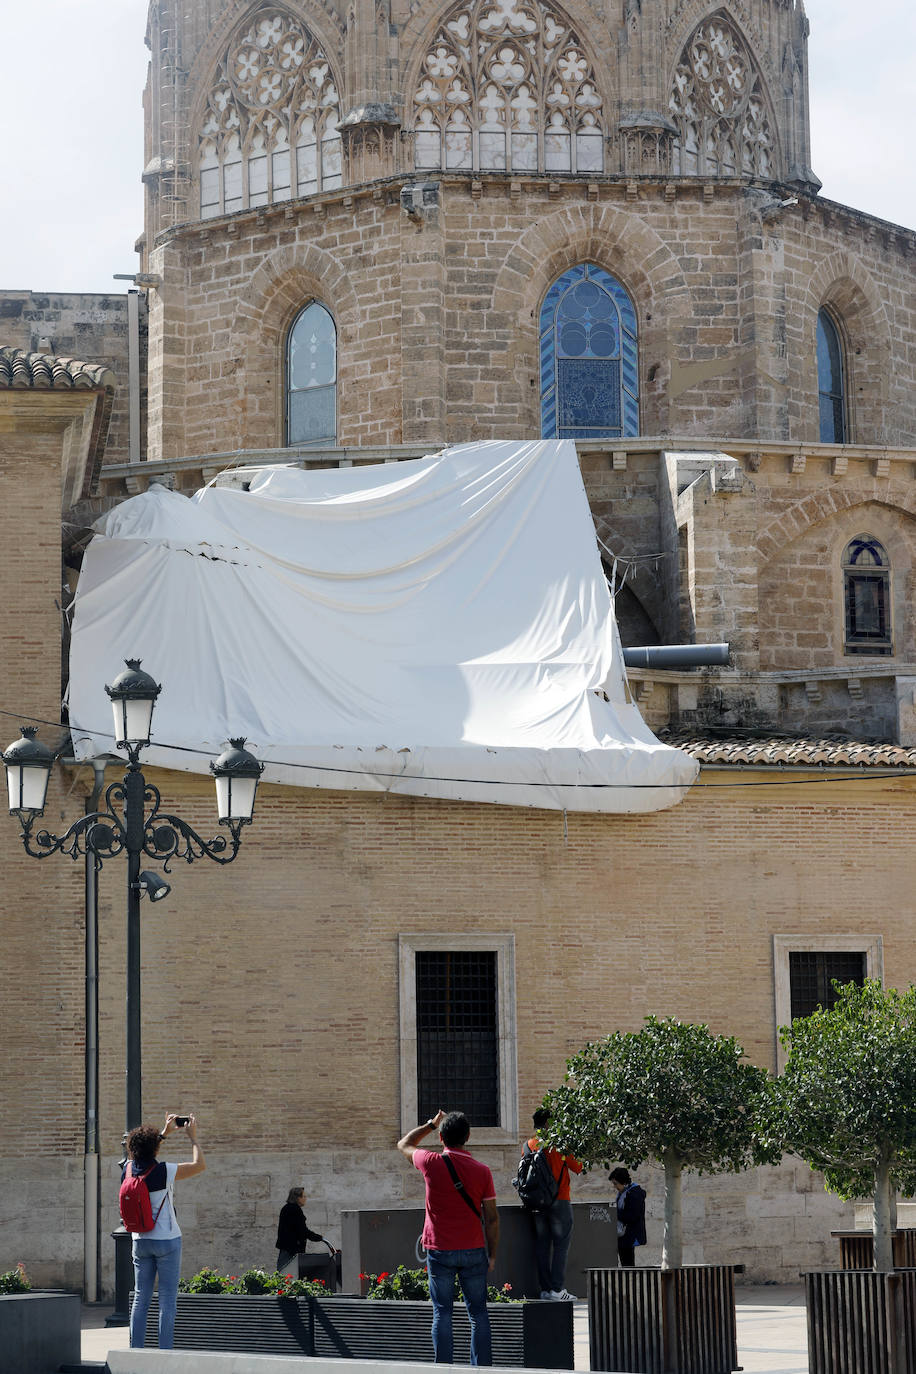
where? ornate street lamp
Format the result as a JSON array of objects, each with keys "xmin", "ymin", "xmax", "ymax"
[
  {"xmin": 3, "ymin": 660, "xmax": 263, "ymax": 1319},
  {"xmin": 3, "ymin": 661, "xmax": 263, "ymax": 1126}
]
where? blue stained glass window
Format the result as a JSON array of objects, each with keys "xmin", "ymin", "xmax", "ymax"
[
  {"xmin": 539, "ymin": 264, "xmax": 639, "ymax": 439},
  {"xmin": 817, "ymin": 309, "xmax": 846, "ymax": 444},
  {"xmin": 287, "ymin": 301, "xmax": 337, "ymax": 446}
]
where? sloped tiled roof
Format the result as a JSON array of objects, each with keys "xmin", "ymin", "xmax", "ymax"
[
  {"xmin": 0, "ymin": 346, "xmax": 114, "ymax": 392},
  {"xmin": 659, "ymin": 730, "xmax": 916, "ymax": 769}
]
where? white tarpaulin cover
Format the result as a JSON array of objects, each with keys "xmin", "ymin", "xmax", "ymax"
[{"xmin": 68, "ymin": 440, "xmax": 698, "ymax": 812}]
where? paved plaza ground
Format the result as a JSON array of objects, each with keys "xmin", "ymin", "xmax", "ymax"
[{"xmin": 80, "ymin": 1284, "xmax": 808, "ymax": 1372}]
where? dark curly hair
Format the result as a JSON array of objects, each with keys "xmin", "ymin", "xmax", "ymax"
[{"xmin": 127, "ymin": 1124, "xmax": 162, "ymax": 1163}]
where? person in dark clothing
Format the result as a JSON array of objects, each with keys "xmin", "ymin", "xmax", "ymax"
[
  {"xmin": 276, "ymin": 1187, "xmax": 335, "ymax": 1274},
  {"xmin": 610, "ymin": 1167, "xmax": 646, "ymax": 1267}
]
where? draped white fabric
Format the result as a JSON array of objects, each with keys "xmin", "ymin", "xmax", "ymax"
[{"xmin": 68, "ymin": 440, "xmax": 698, "ymax": 812}]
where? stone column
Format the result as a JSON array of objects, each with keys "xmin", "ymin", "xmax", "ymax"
[{"xmin": 398, "ymin": 181, "xmax": 446, "ymax": 443}]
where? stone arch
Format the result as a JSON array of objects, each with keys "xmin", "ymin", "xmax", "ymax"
[
  {"xmin": 754, "ymin": 486, "xmax": 916, "ymax": 568},
  {"xmin": 228, "ymin": 242, "xmax": 360, "ymax": 448},
  {"xmin": 756, "ymin": 492, "xmax": 916, "ymax": 669},
  {"xmin": 666, "ymin": 0, "xmax": 778, "ymax": 90},
  {"xmin": 399, "ymin": 0, "xmax": 612, "ymax": 172},
  {"xmin": 187, "ymin": 1, "xmax": 347, "ymax": 219},
  {"xmin": 797, "ymin": 250, "xmax": 891, "ymax": 445},
  {"xmin": 491, "ymin": 204, "xmax": 692, "ymax": 434},
  {"xmin": 665, "ymin": 3, "xmax": 783, "ymax": 179}
]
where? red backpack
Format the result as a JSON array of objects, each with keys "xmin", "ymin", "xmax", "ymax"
[{"xmin": 119, "ymin": 1164, "xmax": 167, "ymax": 1233}]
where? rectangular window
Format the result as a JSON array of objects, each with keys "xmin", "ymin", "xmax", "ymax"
[
  {"xmin": 248, "ymin": 155, "xmax": 268, "ymax": 207},
  {"xmin": 773, "ymin": 934, "xmax": 882, "ymax": 1071},
  {"xmin": 399, "ymin": 933, "xmax": 517, "ymax": 1143},
  {"xmin": 845, "ymin": 574, "xmax": 892, "ymax": 655},
  {"xmin": 200, "ymin": 167, "xmax": 220, "ymax": 218},
  {"xmin": 416, "ymin": 951, "xmax": 499, "ymax": 1126},
  {"xmin": 272, "ymin": 150, "xmax": 292, "ymax": 201},
  {"xmin": 788, "ymin": 950, "xmax": 866, "ymax": 1020},
  {"xmin": 223, "ymin": 159, "xmax": 243, "ymax": 214}
]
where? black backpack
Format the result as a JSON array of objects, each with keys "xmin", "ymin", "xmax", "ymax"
[{"xmin": 512, "ymin": 1142, "xmax": 565, "ymax": 1212}]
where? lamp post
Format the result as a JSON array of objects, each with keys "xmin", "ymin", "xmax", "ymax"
[{"xmin": 3, "ymin": 659, "xmax": 263, "ymax": 1319}]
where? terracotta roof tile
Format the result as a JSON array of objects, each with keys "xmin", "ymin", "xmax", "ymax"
[
  {"xmin": 659, "ymin": 730, "xmax": 916, "ymax": 769},
  {"xmin": 0, "ymin": 346, "xmax": 114, "ymax": 392}
]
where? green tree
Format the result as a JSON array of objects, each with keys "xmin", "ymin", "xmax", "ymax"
[
  {"xmin": 777, "ymin": 979, "xmax": 916, "ymax": 1272},
  {"xmin": 544, "ymin": 1016, "xmax": 777, "ymax": 1268}
]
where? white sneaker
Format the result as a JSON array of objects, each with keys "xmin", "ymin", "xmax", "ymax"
[
  {"xmin": 552, "ymin": 1289, "xmax": 577, "ymax": 1301},
  {"xmin": 539, "ymin": 1290, "xmax": 555, "ymax": 1300}
]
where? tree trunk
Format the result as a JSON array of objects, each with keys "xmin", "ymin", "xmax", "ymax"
[
  {"xmin": 661, "ymin": 1149, "xmax": 683, "ymax": 1270},
  {"xmin": 873, "ymin": 1152, "xmax": 894, "ymax": 1272}
]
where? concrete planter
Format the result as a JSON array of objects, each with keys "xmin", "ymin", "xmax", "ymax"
[
  {"xmin": 311, "ymin": 1295, "xmax": 573, "ymax": 1367},
  {"xmin": 805, "ymin": 1269, "xmax": 916, "ymax": 1374},
  {"xmin": 0, "ymin": 1292, "xmax": 81, "ymax": 1374},
  {"xmin": 588, "ymin": 1266, "xmax": 740, "ymax": 1374},
  {"xmin": 144, "ymin": 1292, "xmax": 573, "ymax": 1367}
]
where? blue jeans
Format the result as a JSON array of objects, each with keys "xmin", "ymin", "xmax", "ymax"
[
  {"xmin": 130, "ymin": 1236, "xmax": 182, "ymax": 1349},
  {"xmin": 533, "ymin": 1199, "xmax": 573, "ymax": 1293},
  {"xmin": 426, "ymin": 1247, "xmax": 492, "ymax": 1366}
]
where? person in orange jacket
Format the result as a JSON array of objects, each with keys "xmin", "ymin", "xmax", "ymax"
[{"xmin": 526, "ymin": 1107, "xmax": 583, "ymax": 1300}]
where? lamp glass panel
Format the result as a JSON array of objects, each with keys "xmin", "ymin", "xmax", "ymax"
[
  {"xmin": 7, "ymin": 763, "xmax": 50, "ymax": 813},
  {"xmin": 216, "ymin": 774, "xmax": 257, "ymax": 821},
  {"xmin": 112, "ymin": 696, "xmax": 155, "ymax": 746}
]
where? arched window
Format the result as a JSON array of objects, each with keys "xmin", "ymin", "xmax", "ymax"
[
  {"xmin": 843, "ymin": 535, "xmax": 891, "ymax": 656},
  {"xmin": 411, "ymin": 0, "xmax": 604, "ymax": 175},
  {"xmin": 669, "ymin": 14, "xmax": 774, "ymax": 177},
  {"xmin": 197, "ymin": 8, "xmax": 342, "ymax": 220},
  {"xmin": 539, "ymin": 264, "xmax": 638, "ymax": 439},
  {"xmin": 287, "ymin": 302, "xmax": 336, "ymax": 446},
  {"xmin": 817, "ymin": 309, "xmax": 846, "ymax": 444}
]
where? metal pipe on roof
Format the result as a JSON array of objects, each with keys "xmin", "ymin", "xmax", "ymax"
[{"xmin": 622, "ymin": 643, "xmax": 730, "ymax": 669}]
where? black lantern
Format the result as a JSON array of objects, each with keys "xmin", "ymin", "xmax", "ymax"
[
  {"xmin": 211, "ymin": 738, "xmax": 264, "ymax": 824},
  {"xmin": 2, "ymin": 726, "xmax": 54, "ymax": 815},
  {"xmin": 105, "ymin": 659, "xmax": 161, "ymax": 751}
]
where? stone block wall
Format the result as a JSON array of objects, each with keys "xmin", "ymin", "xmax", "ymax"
[
  {"xmin": 0, "ymin": 292, "xmax": 147, "ymax": 466},
  {"xmin": 144, "ymin": 177, "xmax": 916, "ymax": 466}
]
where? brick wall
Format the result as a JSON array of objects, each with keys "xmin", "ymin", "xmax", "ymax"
[{"xmin": 3, "ymin": 763, "xmax": 902, "ymax": 1290}]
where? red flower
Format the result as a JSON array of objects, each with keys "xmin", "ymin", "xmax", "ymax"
[{"xmin": 378, "ymin": 1272, "xmax": 389, "ymax": 1280}]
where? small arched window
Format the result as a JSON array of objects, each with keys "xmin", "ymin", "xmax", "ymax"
[
  {"xmin": 843, "ymin": 534, "xmax": 891, "ymax": 656},
  {"xmin": 539, "ymin": 264, "xmax": 638, "ymax": 439},
  {"xmin": 817, "ymin": 309, "xmax": 846, "ymax": 444},
  {"xmin": 286, "ymin": 302, "xmax": 336, "ymax": 446}
]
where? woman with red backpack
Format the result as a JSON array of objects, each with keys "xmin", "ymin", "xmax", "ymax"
[{"xmin": 121, "ymin": 1113, "xmax": 206, "ymax": 1348}]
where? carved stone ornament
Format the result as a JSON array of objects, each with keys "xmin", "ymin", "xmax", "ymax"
[
  {"xmin": 197, "ymin": 7, "xmax": 343, "ymax": 218},
  {"xmin": 411, "ymin": 0, "xmax": 605, "ymax": 176},
  {"xmin": 668, "ymin": 15, "xmax": 776, "ymax": 179}
]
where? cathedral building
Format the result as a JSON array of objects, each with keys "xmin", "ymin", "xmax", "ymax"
[{"xmin": 3, "ymin": 0, "xmax": 916, "ymax": 1295}]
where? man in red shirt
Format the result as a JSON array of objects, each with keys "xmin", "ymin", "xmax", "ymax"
[
  {"xmin": 397, "ymin": 1108, "xmax": 499, "ymax": 1365},
  {"xmin": 526, "ymin": 1107, "xmax": 583, "ymax": 1300}
]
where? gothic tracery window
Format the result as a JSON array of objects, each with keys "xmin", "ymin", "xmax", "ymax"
[
  {"xmin": 669, "ymin": 14, "xmax": 774, "ymax": 178},
  {"xmin": 198, "ymin": 8, "xmax": 342, "ymax": 219},
  {"xmin": 411, "ymin": 0, "xmax": 605, "ymax": 175},
  {"xmin": 539, "ymin": 264, "xmax": 638, "ymax": 439},
  {"xmin": 843, "ymin": 535, "xmax": 892, "ymax": 657},
  {"xmin": 287, "ymin": 302, "xmax": 337, "ymax": 446}
]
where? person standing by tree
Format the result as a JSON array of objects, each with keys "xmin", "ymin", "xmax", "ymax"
[
  {"xmin": 397, "ymin": 1108, "xmax": 499, "ymax": 1366},
  {"xmin": 609, "ymin": 1167, "xmax": 646, "ymax": 1267},
  {"xmin": 525, "ymin": 1107, "xmax": 583, "ymax": 1299}
]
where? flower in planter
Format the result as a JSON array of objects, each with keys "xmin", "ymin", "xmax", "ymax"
[
  {"xmin": 178, "ymin": 1267, "xmax": 333, "ymax": 1298},
  {"xmin": 0, "ymin": 1263, "xmax": 31, "ymax": 1295}
]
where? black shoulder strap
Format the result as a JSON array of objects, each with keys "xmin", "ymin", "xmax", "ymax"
[{"xmin": 442, "ymin": 1152, "xmax": 482, "ymax": 1217}]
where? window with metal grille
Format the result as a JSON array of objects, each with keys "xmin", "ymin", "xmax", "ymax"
[
  {"xmin": 415, "ymin": 951, "xmax": 499, "ymax": 1127},
  {"xmin": 788, "ymin": 950, "xmax": 866, "ymax": 1021},
  {"xmin": 843, "ymin": 534, "xmax": 892, "ymax": 656}
]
